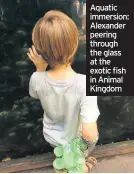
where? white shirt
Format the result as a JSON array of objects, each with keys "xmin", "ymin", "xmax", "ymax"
[{"xmin": 29, "ymin": 71, "xmax": 100, "ymax": 146}]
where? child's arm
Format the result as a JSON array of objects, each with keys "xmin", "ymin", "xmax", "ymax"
[
  {"xmin": 82, "ymin": 122, "xmax": 98, "ymax": 142},
  {"xmin": 29, "ymin": 73, "xmax": 39, "ymax": 99},
  {"xmin": 82, "ymin": 122, "xmax": 99, "ymax": 156},
  {"xmin": 28, "ymin": 45, "xmax": 48, "ymax": 99},
  {"xmin": 27, "ymin": 45, "xmax": 48, "ymax": 72},
  {"xmin": 80, "ymin": 96, "xmax": 100, "ymax": 155},
  {"xmin": 80, "ymin": 95, "xmax": 99, "ymax": 172}
]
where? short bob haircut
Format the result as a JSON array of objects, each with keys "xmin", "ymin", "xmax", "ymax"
[{"xmin": 32, "ymin": 10, "xmax": 79, "ymax": 68}]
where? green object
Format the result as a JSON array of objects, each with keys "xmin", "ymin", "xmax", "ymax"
[{"xmin": 53, "ymin": 136, "xmax": 88, "ymax": 173}]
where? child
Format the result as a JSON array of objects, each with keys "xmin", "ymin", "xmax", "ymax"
[{"xmin": 27, "ymin": 10, "xmax": 100, "ymax": 172}]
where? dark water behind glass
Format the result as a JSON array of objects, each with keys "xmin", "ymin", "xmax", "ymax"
[{"xmin": 0, "ymin": 0, "xmax": 134, "ymax": 160}]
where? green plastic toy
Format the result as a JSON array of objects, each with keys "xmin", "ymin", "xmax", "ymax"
[{"xmin": 53, "ymin": 136, "xmax": 88, "ymax": 173}]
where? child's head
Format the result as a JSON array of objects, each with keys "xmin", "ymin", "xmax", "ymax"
[{"xmin": 32, "ymin": 10, "xmax": 79, "ymax": 69}]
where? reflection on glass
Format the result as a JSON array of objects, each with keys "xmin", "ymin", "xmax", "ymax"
[{"xmin": 71, "ymin": 0, "xmax": 86, "ymax": 34}]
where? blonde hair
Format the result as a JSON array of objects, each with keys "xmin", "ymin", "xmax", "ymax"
[{"xmin": 32, "ymin": 10, "xmax": 79, "ymax": 68}]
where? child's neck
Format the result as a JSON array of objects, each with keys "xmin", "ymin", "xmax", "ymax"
[{"xmin": 48, "ymin": 65, "xmax": 77, "ymax": 81}]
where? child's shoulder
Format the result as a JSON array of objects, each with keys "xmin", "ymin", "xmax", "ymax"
[
  {"xmin": 30, "ymin": 71, "xmax": 46, "ymax": 82},
  {"xmin": 76, "ymin": 73, "xmax": 86, "ymax": 90},
  {"xmin": 77, "ymin": 73, "xmax": 86, "ymax": 82},
  {"xmin": 31, "ymin": 71, "xmax": 46, "ymax": 77}
]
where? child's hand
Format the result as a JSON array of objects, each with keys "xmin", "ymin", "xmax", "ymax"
[
  {"xmin": 84, "ymin": 157, "xmax": 97, "ymax": 173},
  {"xmin": 27, "ymin": 45, "xmax": 48, "ymax": 72}
]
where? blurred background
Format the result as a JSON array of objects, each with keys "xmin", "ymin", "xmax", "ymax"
[{"xmin": 0, "ymin": 0, "xmax": 134, "ymax": 161}]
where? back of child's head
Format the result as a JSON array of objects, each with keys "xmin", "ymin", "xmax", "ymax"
[{"xmin": 32, "ymin": 10, "xmax": 79, "ymax": 68}]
